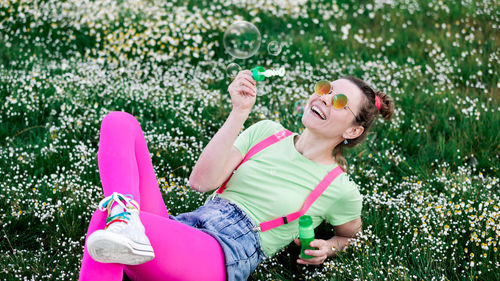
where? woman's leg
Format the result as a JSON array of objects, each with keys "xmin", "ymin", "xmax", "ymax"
[
  {"xmin": 79, "ymin": 210, "xmax": 227, "ymax": 281},
  {"xmin": 97, "ymin": 111, "xmax": 168, "ymax": 216},
  {"xmin": 124, "ymin": 211, "xmax": 226, "ymax": 281},
  {"xmin": 79, "ymin": 210, "xmax": 125, "ymax": 281},
  {"xmin": 79, "ymin": 111, "xmax": 169, "ymax": 280}
]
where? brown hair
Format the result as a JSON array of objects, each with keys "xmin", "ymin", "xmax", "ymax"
[{"xmin": 334, "ymin": 76, "xmax": 394, "ymax": 170}]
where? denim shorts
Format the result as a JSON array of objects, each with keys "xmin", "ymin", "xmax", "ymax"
[{"xmin": 168, "ymin": 196, "xmax": 268, "ymax": 281}]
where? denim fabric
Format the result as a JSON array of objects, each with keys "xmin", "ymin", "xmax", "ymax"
[{"xmin": 169, "ymin": 196, "xmax": 268, "ymax": 281}]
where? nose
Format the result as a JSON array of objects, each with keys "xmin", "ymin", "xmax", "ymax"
[{"xmin": 318, "ymin": 92, "xmax": 331, "ymax": 106}]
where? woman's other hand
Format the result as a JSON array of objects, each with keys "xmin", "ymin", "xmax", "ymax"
[
  {"xmin": 293, "ymin": 238, "xmax": 330, "ymax": 265},
  {"xmin": 227, "ymin": 70, "xmax": 257, "ymax": 115}
]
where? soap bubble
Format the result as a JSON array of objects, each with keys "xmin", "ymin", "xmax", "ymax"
[
  {"xmin": 267, "ymin": 41, "xmax": 282, "ymax": 56},
  {"xmin": 468, "ymin": 156, "xmax": 479, "ymax": 167},
  {"xmin": 223, "ymin": 21, "xmax": 261, "ymax": 59},
  {"xmin": 293, "ymin": 100, "xmax": 308, "ymax": 116},
  {"xmin": 226, "ymin": 62, "xmax": 241, "ymax": 79}
]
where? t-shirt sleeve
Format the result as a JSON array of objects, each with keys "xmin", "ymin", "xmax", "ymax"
[
  {"xmin": 233, "ymin": 120, "xmax": 283, "ymax": 157},
  {"xmin": 325, "ymin": 176, "xmax": 363, "ymax": 226}
]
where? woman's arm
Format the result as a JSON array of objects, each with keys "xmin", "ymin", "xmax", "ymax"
[
  {"xmin": 295, "ymin": 217, "xmax": 362, "ymax": 264},
  {"xmin": 188, "ymin": 111, "xmax": 247, "ymax": 192},
  {"xmin": 189, "ymin": 70, "xmax": 257, "ymax": 192},
  {"xmin": 326, "ymin": 216, "xmax": 362, "ymax": 257}
]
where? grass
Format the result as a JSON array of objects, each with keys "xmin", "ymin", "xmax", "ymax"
[{"xmin": 0, "ymin": 0, "xmax": 499, "ymax": 280}]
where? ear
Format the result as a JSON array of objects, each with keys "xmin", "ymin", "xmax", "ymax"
[{"xmin": 343, "ymin": 125, "xmax": 364, "ymax": 140}]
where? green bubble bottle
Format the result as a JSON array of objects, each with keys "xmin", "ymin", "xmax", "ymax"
[{"xmin": 299, "ymin": 215, "xmax": 315, "ymax": 259}]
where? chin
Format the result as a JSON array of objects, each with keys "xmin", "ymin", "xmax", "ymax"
[{"xmin": 301, "ymin": 111, "xmax": 321, "ymax": 130}]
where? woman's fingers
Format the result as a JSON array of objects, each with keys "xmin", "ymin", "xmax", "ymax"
[
  {"xmin": 243, "ymin": 74, "xmax": 256, "ymax": 86},
  {"xmin": 231, "ymin": 77, "xmax": 256, "ymax": 96},
  {"xmin": 238, "ymin": 84, "xmax": 256, "ymax": 96},
  {"xmin": 238, "ymin": 79, "xmax": 256, "ymax": 91},
  {"xmin": 304, "ymin": 248, "xmax": 325, "ymax": 257},
  {"xmin": 297, "ymin": 257, "xmax": 322, "ymax": 265},
  {"xmin": 297, "ymin": 253, "xmax": 325, "ymax": 265},
  {"xmin": 236, "ymin": 70, "xmax": 256, "ymax": 86}
]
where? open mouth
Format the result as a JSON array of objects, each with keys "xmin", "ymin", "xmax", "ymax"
[{"xmin": 311, "ymin": 105, "xmax": 327, "ymax": 120}]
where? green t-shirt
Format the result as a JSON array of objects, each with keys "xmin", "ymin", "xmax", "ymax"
[{"xmin": 210, "ymin": 120, "xmax": 363, "ymax": 257}]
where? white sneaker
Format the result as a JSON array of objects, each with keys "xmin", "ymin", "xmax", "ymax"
[{"xmin": 87, "ymin": 192, "xmax": 155, "ymax": 265}]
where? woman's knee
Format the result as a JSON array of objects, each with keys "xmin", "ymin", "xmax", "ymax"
[{"xmin": 100, "ymin": 111, "xmax": 141, "ymax": 132}]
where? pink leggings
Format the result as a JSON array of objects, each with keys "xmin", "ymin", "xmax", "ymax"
[{"xmin": 78, "ymin": 111, "xmax": 226, "ymax": 281}]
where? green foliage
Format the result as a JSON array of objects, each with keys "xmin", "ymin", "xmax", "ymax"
[{"xmin": 0, "ymin": 0, "xmax": 498, "ymax": 280}]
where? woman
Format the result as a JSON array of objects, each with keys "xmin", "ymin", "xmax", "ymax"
[{"xmin": 78, "ymin": 70, "xmax": 394, "ymax": 281}]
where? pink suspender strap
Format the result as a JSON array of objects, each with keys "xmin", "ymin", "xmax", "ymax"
[
  {"xmin": 258, "ymin": 165, "xmax": 344, "ymax": 232},
  {"xmin": 214, "ymin": 127, "xmax": 344, "ymax": 232},
  {"xmin": 216, "ymin": 129, "xmax": 293, "ymax": 194}
]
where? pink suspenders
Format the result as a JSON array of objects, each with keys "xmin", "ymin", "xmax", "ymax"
[
  {"xmin": 216, "ymin": 129, "xmax": 294, "ymax": 194},
  {"xmin": 258, "ymin": 166, "xmax": 343, "ymax": 232},
  {"xmin": 214, "ymin": 129, "xmax": 344, "ymax": 232}
]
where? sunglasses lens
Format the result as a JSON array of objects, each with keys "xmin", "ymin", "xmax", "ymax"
[
  {"xmin": 314, "ymin": 80, "xmax": 331, "ymax": 96},
  {"xmin": 332, "ymin": 94, "xmax": 348, "ymax": 109}
]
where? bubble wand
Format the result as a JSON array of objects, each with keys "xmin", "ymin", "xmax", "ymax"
[{"xmin": 251, "ymin": 66, "xmax": 286, "ymax": 81}]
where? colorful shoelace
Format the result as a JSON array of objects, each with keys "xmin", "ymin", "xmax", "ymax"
[{"xmin": 97, "ymin": 192, "xmax": 140, "ymax": 229}]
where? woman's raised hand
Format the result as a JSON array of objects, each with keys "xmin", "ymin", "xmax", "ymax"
[{"xmin": 227, "ymin": 70, "xmax": 257, "ymax": 115}]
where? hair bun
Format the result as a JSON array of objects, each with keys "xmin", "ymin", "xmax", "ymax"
[{"xmin": 375, "ymin": 90, "xmax": 394, "ymax": 121}]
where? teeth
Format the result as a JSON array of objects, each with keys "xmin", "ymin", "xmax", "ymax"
[{"xmin": 311, "ymin": 105, "xmax": 326, "ymax": 120}]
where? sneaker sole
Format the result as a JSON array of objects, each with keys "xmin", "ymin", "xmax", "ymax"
[{"xmin": 87, "ymin": 230, "xmax": 155, "ymax": 265}]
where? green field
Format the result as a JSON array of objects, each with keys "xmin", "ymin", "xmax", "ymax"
[{"xmin": 0, "ymin": 0, "xmax": 499, "ymax": 280}]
